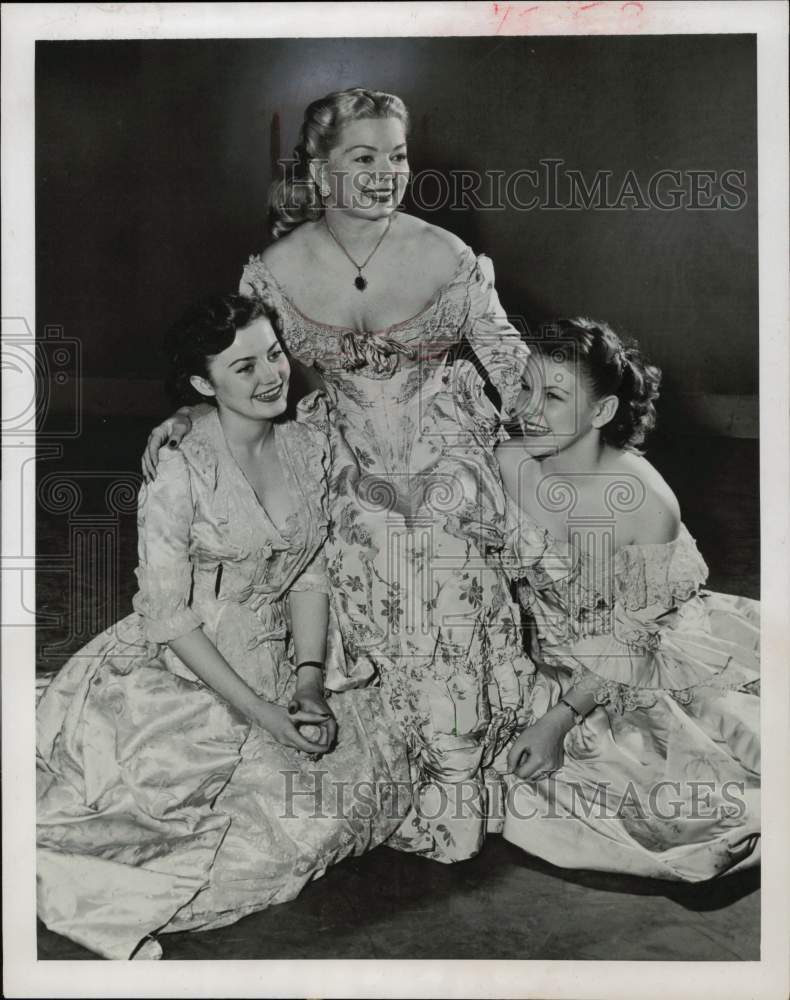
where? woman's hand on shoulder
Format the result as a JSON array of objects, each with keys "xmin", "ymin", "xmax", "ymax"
[{"xmin": 142, "ymin": 410, "xmax": 194, "ymax": 483}]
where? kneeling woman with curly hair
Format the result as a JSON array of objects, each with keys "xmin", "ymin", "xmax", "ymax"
[
  {"xmin": 36, "ymin": 293, "xmax": 410, "ymax": 959},
  {"xmin": 495, "ymin": 318, "xmax": 759, "ymax": 882}
]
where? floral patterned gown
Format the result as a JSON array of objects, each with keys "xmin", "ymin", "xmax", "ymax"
[
  {"xmin": 241, "ymin": 245, "xmax": 534, "ymax": 862},
  {"xmin": 502, "ymin": 514, "xmax": 760, "ymax": 881},
  {"xmin": 36, "ymin": 408, "xmax": 410, "ymax": 960}
]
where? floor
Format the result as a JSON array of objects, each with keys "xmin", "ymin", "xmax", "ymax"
[{"xmin": 35, "ymin": 421, "xmax": 760, "ymax": 961}]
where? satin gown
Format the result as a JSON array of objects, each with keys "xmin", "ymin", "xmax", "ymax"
[
  {"xmin": 241, "ymin": 246, "xmax": 535, "ymax": 861},
  {"xmin": 36, "ymin": 408, "xmax": 410, "ymax": 959},
  {"xmin": 502, "ymin": 513, "xmax": 760, "ymax": 881}
]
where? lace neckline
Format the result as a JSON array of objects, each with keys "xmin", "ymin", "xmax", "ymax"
[
  {"xmin": 546, "ymin": 522, "xmax": 690, "ymax": 561},
  {"xmin": 198, "ymin": 409, "xmax": 302, "ymax": 540},
  {"xmin": 251, "ymin": 244, "xmax": 476, "ymax": 337}
]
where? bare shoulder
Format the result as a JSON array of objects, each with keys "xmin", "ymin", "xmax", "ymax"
[
  {"xmin": 615, "ymin": 451, "xmax": 681, "ymax": 546},
  {"xmin": 259, "ymin": 224, "xmax": 319, "ymax": 280},
  {"xmin": 396, "ymin": 214, "xmax": 468, "ymax": 276},
  {"xmin": 398, "ymin": 214, "xmax": 467, "ymax": 253}
]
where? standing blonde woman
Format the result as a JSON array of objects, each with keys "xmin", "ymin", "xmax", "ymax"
[{"xmin": 144, "ymin": 88, "xmax": 533, "ymax": 862}]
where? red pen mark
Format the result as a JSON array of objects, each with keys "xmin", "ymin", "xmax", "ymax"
[
  {"xmin": 493, "ymin": 2, "xmax": 514, "ymax": 33},
  {"xmin": 492, "ymin": 1, "xmax": 540, "ymax": 31},
  {"xmin": 621, "ymin": 0, "xmax": 644, "ymax": 11},
  {"xmin": 579, "ymin": 1, "xmax": 605, "ymax": 11}
]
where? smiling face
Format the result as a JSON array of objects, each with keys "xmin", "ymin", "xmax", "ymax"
[
  {"xmin": 190, "ymin": 316, "xmax": 290, "ymax": 422},
  {"xmin": 318, "ymin": 116, "xmax": 410, "ymax": 219},
  {"xmin": 511, "ymin": 350, "xmax": 617, "ymax": 458}
]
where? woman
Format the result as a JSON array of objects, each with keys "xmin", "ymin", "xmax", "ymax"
[
  {"xmin": 496, "ymin": 318, "xmax": 760, "ymax": 881},
  {"xmin": 37, "ymin": 294, "xmax": 410, "ymax": 960},
  {"xmin": 143, "ymin": 87, "xmax": 534, "ymax": 862}
]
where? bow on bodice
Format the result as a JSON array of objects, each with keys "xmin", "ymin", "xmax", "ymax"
[{"xmin": 338, "ymin": 330, "xmax": 417, "ymax": 376}]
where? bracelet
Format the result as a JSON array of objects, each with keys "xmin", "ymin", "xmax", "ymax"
[
  {"xmin": 294, "ymin": 660, "xmax": 324, "ymax": 674},
  {"xmin": 558, "ymin": 697, "xmax": 585, "ymax": 726}
]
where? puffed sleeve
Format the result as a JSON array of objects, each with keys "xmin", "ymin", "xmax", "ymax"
[
  {"xmin": 239, "ymin": 254, "xmax": 268, "ymax": 299},
  {"xmin": 240, "ymin": 256, "xmax": 325, "ymax": 395},
  {"xmin": 462, "ymin": 254, "xmax": 530, "ymax": 418},
  {"xmin": 132, "ymin": 446, "xmax": 203, "ymax": 643}
]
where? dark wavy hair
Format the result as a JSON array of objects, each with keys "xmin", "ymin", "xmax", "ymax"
[
  {"xmin": 531, "ymin": 317, "xmax": 662, "ymax": 451},
  {"xmin": 164, "ymin": 292, "xmax": 285, "ymax": 406},
  {"xmin": 268, "ymin": 87, "xmax": 410, "ymax": 239}
]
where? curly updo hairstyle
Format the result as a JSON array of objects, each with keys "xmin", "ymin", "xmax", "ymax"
[
  {"xmin": 268, "ymin": 87, "xmax": 410, "ymax": 239},
  {"xmin": 164, "ymin": 292, "xmax": 285, "ymax": 407},
  {"xmin": 532, "ymin": 317, "xmax": 662, "ymax": 451}
]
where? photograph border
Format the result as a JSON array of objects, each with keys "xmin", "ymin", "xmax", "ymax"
[{"xmin": 3, "ymin": 3, "xmax": 788, "ymax": 998}]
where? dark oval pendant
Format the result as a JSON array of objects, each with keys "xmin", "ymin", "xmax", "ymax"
[{"xmin": 354, "ymin": 275, "xmax": 367, "ymax": 291}]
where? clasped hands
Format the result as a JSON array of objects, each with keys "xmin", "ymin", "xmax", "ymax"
[{"xmin": 254, "ymin": 666, "xmax": 337, "ymax": 757}]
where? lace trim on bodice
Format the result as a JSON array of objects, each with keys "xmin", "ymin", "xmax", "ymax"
[
  {"xmin": 241, "ymin": 247, "xmax": 478, "ymax": 377},
  {"xmin": 512, "ymin": 521, "xmax": 708, "ymax": 620},
  {"xmin": 615, "ymin": 529, "xmax": 709, "ymax": 610},
  {"xmin": 178, "ymin": 406, "xmax": 330, "ymax": 582},
  {"xmin": 509, "ymin": 518, "xmax": 756, "ymax": 712}
]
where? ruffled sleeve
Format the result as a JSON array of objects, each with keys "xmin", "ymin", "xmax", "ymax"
[
  {"xmin": 614, "ymin": 529, "xmax": 709, "ymax": 611},
  {"xmin": 567, "ymin": 535, "xmax": 755, "ymax": 711},
  {"xmin": 508, "ymin": 519, "xmax": 756, "ymax": 712},
  {"xmin": 461, "ymin": 254, "xmax": 530, "ymax": 418},
  {"xmin": 239, "ymin": 255, "xmax": 322, "ymax": 374},
  {"xmin": 132, "ymin": 447, "xmax": 202, "ymax": 643},
  {"xmin": 239, "ymin": 254, "xmax": 278, "ymax": 306}
]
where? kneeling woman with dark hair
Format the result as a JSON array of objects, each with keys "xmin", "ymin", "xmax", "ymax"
[
  {"xmin": 496, "ymin": 318, "xmax": 760, "ymax": 881},
  {"xmin": 36, "ymin": 293, "xmax": 410, "ymax": 960}
]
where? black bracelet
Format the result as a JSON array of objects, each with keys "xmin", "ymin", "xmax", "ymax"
[
  {"xmin": 294, "ymin": 660, "xmax": 324, "ymax": 673},
  {"xmin": 558, "ymin": 697, "xmax": 584, "ymax": 726}
]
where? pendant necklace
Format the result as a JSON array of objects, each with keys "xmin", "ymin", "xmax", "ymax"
[{"xmin": 323, "ymin": 214, "xmax": 394, "ymax": 291}]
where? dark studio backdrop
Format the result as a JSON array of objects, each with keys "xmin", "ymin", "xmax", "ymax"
[
  {"xmin": 37, "ymin": 34, "xmax": 757, "ymax": 428},
  {"xmin": 35, "ymin": 34, "xmax": 759, "ymax": 666}
]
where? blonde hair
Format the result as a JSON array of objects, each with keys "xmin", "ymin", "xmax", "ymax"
[{"xmin": 268, "ymin": 87, "xmax": 410, "ymax": 239}]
